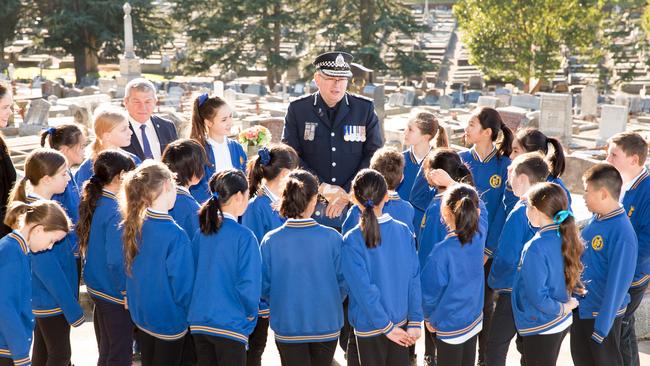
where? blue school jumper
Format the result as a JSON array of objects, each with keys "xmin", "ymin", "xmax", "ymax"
[
  {"xmin": 488, "ymin": 200, "xmax": 536, "ymax": 292},
  {"xmin": 621, "ymin": 169, "xmax": 650, "ymax": 288},
  {"xmin": 579, "ymin": 207, "xmax": 637, "ymax": 343},
  {"xmin": 83, "ymin": 190, "xmax": 126, "ymax": 305},
  {"xmin": 261, "ymin": 218, "xmax": 345, "ymax": 343},
  {"xmin": 459, "ymin": 147, "xmax": 510, "ymax": 257},
  {"xmin": 74, "ymin": 152, "xmax": 142, "ymax": 189},
  {"xmin": 126, "ymin": 209, "xmax": 195, "ymax": 340},
  {"xmin": 169, "ymin": 187, "xmax": 200, "ymax": 241},
  {"xmin": 408, "ymin": 166, "xmax": 437, "ymax": 234},
  {"xmin": 242, "ymin": 185, "xmax": 284, "ymax": 243},
  {"xmin": 26, "ymin": 195, "xmax": 83, "ymax": 327},
  {"xmin": 189, "ymin": 138, "xmax": 247, "ymax": 204},
  {"xmin": 397, "ymin": 148, "xmax": 428, "ymax": 202},
  {"xmin": 421, "ymin": 232, "xmax": 484, "ymax": 343},
  {"xmin": 418, "ymin": 194, "xmax": 488, "ymax": 268},
  {"xmin": 0, "ymin": 232, "xmax": 33, "ymax": 366},
  {"xmin": 52, "ymin": 170, "xmax": 80, "ymax": 257},
  {"xmin": 241, "ymin": 185, "xmax": 283, "ymax": 318},
  {"xmin": 188, "ymin": 213, "xmax": 261, "ymax": 345},
  {"xmin": 341, "ymin": 192, "xmax": 415, "ymax": 235},
  {"xmin": 342, "ymin": 214, "xmax": 423, "ymax": 337},
  {"xmin": 512, "ymin": 224, "xmax": 572, "ymax": 336}
]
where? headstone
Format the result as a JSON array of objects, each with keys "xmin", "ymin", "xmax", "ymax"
[
  {"xmin": 629, "ymin": 96, "xmax": 642, "ymax": 114},
  {"xmin": 477, "ymin": 96, "xmax": 499, "ymax": 108},
  {"xmin": 98, "ymin": 78, "xmax": 117, "ymax": 94},
  {"xmin": 496, "ymin": 94, "xmax": 511, "ymax": 107},
  {"xmin": 598, "ymin": 105, "xmax": 628, "ymax": 145},
  {"xmin": 580, "ymin": 85, "xmax": 598, "ymax": 116},
  {"xmin": 439, "ymin": 95, "xmax": 453, "ymax": 110},
  {"xmin": 116, "ymin": 2, "xmax": 142, "ymax": 98},
  {"xmin": 21, "ymin": 99, "xmax": 51, "ymax": 136},
  {"xmin": 403, "ymin": 88, "xmax": 416, "ymax": 106},
  {"xmin": 511, "ymin": 94, "xmax": 540, "ymax": 110},
  {"xmin": 468, "ymin": 75, "xmax": 483, "ymax": 90},
  {"xmin": 614, "ymin": 93, "xmax": 629, "ymax": 107},
  {"xmin": 497, "ymin": 106, "xmax": 527, "ymax": 132},
  {"xmin": 244, "ymin": 84, "xmax": 263, "ymax": 96},
  {"xmin": 294, "ymin": 83, "xmax": 305, "ymax": 95},
  {"xmin": 388, "ymin": 93, "xmax": 406, "ymax": 107},
  {"xmin": 213, "ymin": 81, "xmax": 224, "ymax": 98},
  {"xmin": 63, "ymin": 88, "xmax": 82, "ymax": 98},
  {"xmin": 224, "ymin": 88, "xmax": 237, "ymax": 105},
  {"xmin": 81, "ymin": 86, "xmax": 99, "ymax": 96},
  {"xmin": 495, "ymin": 88, "xmax": 511, "ymax": 95},
  {"xmin": 423, "ymin": 94, "xmax": 438, "ymax": 106},
  {"xmin": 165, "ymin": 86, "xmax": 183, "ymax": 108},
  {"xmin": 539, "ymin": 93, "xmax": 572, "ymax": 145},
  {"xmin": 464, "ymin": 91, "xmax": 482, "ymax": 104},
  {"xmin": 47, "ymin": 95, "xmax": 58, "ymax": 105}
]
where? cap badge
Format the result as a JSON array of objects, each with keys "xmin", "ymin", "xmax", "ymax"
[{"xmin": 335, "ymin": 54, "xmax": 345, "ymax": 68}]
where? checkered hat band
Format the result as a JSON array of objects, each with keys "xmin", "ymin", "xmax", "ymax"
[{"xmin": 316, "ymin": 61, "xmax": 350, "ymax": 69}]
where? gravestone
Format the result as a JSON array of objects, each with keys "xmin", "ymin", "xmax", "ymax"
[
  {"xmin": 629, "ymin": 96, "xmax": 642, "ymax": 114},
  {"xmin": 511, "ymin": 94, "xmax": 540, "ymax": 110},
  {"xmin": 439, "ymin": 95, "xmax": 453, "ymax": 110},
  {"xmin": 496, "ymin": 94, "xmax": 511, "ymax": 107},
  {"xmin": 81, "ymin": 86, "xmax": 99, "ymax": 96},
  {"xmin": 98, "ymin": 78, "xmax": 117, "ymax": 94},
  {"xmin": 116, "ymin": 3, "xmax": 142, "ymax": 98},
  {"xmin": 581, "ymin": 85, "xmax": 598, "ymax": 117},
  {"xmin": 20, "ymin": 99, "xmax": 51, "ymax": 136},
  {"xmin": 403, "ymin": 88, "xmax": 416, "ymax": 106},
  {"xmin": 388, "ymin": 93, "xmax": 406, "ymax": 107},
  {"xmin": 598, "ymin": 105, "xmax": 628, "ymax": 146},
  {"xmin": 364, "ymin": 84, "xmax": 386, "ymax": 132},
  {"xmin": 477, "ymin": 96, "xmax": 499, "ymax": 108},
  {"xmin": 294, "ymin": 83, "xmax": 305, "ymax": 95},
  {"xmin": 245, "ymin": 84, "xmax": 264, "ymax": 96},
  {"xmin": 213, "ymin": 81, "xmax": 224, "ymax": 98},
  {"xmin": 224, "ymin": 88, "xmax": 237, "ymax": 105},
  {"xmin": 497, "ymin": 106, "xmax": 527, "ymax": 132},
  {"xmin": 539, "ymin": 93, "xmax": 572, "ymax": 145},
  {"xmin": 468, "ymin": 75, "xmax": 483, "ymax": 90},
  {"xmin": 165, "ymin": 86, "xmax": 183, "ymax": 109},
  {"xmin": 464, "ymin": 91, "xmax": 482, "ymax": 104}
]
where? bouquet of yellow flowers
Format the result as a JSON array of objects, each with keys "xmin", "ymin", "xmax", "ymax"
[{"xmin": 238, "ymin": 125, "xmax": 272, "ymax": 146}]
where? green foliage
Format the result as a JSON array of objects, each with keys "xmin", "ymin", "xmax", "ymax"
[
  {"xmin": 454, "ymin": 0, "xmax": 602, "ymax": 86},
  {"xmin": 0, "ymin": 0, "xmax": 22, "ymax": 61}
]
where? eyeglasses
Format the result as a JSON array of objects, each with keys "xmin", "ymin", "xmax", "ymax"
[{"xmin": 320, "ymin": 76, "xmax": 349, "ymax": 84}]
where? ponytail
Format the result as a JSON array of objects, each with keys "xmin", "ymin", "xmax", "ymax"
[
  {"xmin": 246, "ymin": 144, "xmax": 299, "ymax": 198},
  {"xmin": 546, "ymin": 137, "xmax": 566, "ymax": 178},
  {"xmin": 77, "ymin": 150, "xmax": 135, "ymax": 257},
  {"xmin": 443, "ymin": 184, "xmax": 480, "ymax": 244},
  {"xmin": 4, "ymin": 200, "xmax": 71, "ymax": 234},
  {"xmin": 476, "ymin": 107, "xmax": 512, "ymax": 157},
  {"xmin": 40, "ymin": 124, "xmax": 83, "ymax": 151},
  {"xmin": 351, "ymin": 169, "xmax": 387, "ymax": 248},
  {"xmin": 412, "ymin": 111, "xmax": 449, "ymax": 148},
  {"xmin": 198, "ymin": 169, "xmax": 248, "ymax": 235},
  {"xmin": 9, "ymin": 177, "xmax": 28, "ymax": 204},
  {"xmin": 280, "ymin": 170, "xmax": 319, "ymax": 219},
  {"xmin": 498, "ymin": 123, "xmax": 513, "ymax": 158},
  {"xmin": 435, "ymin": 124, "xmax": 449, "ymax": 148}
]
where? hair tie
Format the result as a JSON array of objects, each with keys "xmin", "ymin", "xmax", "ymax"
[
  {"xmin": 364, "ymin": 199, "xmax": 374, "ymax": 208},
  {"xmin": 44, "ymin": 127, "xmax": 56, "ymax": 135},
  {"xmin": 258, "ymin": 147, "xmax": 271, "ymax": 166},
  {"xmin": 89, "ymin": 175, "xmax": 101, "ymax": 185},
  {"xmin": 198, "ymin": 93, "xmax": 209, "ymax": 107},
  {"xmin": 211, "ymin": 191, "xmax": 220, "ymax": 200},
  {"xmin": 553, "ymin": 210, "xmax": 573, "ymax": 236}
]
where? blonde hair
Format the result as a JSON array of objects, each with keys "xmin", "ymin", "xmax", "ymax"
[
  {"xmin": 90, "ymin": 106, "xmax": 129, "ymax": 159},
  {"xmin": 4, "ymin": 200, "xmax": 71, "ymax": 234},
  {"xmin": 120, "ymin": 161, "xmax": 174, "ymax": 275}
]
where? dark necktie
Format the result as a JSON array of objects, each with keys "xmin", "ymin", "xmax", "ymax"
[{"xmin": 139, "ymin": 124, "xmax": 154, "ymax": 159}]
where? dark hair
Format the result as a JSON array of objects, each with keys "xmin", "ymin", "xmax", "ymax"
[
  {"xmin": 4, "ymin": 200, "xmax": 72, "ymax": 234},
  {"xmin": 280, "ymin": 170, "xmax": 319, "ymax": 218},
  {"xmin": 583, "ymin": 163, "xmax": 623, "ymax": 200},
  {"xmin": 190, "ymin": 95, "xmax": 227, "ymax": 148},
  {"xmin": 423, "ymin": 148, "xmax": 474, "ymax": 188},
  {"xmin": 476, "ymin": 107, "xmax": 513, "ymax": 157},
  {"xmin": 0, "ymin": 82, "xmax": 11, "ymax": 154},
  {"xmin": 412, "ymin": 111, "xmax": 449, "ymax": 148},
  {"xmin": 528, "ymin": 182, "xmax": 584, "ymax": 294},
  {"xmin": 9, "ymin": 148, "xmax": 67, "ymax": 203},
  {"xmin": 441, "ymin": 183, "xmax": 480, "ymax": 244},
  {"xmin": 609, "ymin": 131, "xmax": 648, "ymax": 165},
  {"xmin": 351, "ymin": 169, "xmax": 388, "ymax": 248},
  {"xmin": 40, "ymin": 124, "xmax": 84, "ymax": 151},
  {"xmin": 199, "ymin": 169, "xmax": 248, "ymax": 235},
  {"xmin": 77, "ymin": 150, "xmax": 136, "ymax": 257},
  {"xmin": 162, "ymin": 138, "xmax": 208, "ymax": 186},
  {"xmin": 370, "ymin": 147, "xmax": 405, "ymax": 190},
  {"xmin": 511, "ymin": 152, "xmax": 550, "ymax": 184},
  {"xmin": 516, "ymin": 128, "xmax": 565, "ymax": 178},
  {"xmin": 247, "ymin": 144, "xmax": 299, "ymax": 198}
]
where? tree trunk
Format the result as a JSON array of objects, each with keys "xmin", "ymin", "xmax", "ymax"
[
  {"xmin": 0, "ymin": 39, "xmax": 5, "ymax": 65},
  {"xmin": 73, "ymin": 49, "xmax": 88, "ymax": 86},
  {"xmin": 358, "ymin": 0, "xmax": 376, "ymax": 67}
]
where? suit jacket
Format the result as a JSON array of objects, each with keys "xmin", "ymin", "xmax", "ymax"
[{"xmin": 123, "ymin": 115, "xmax": 178, "ymax": 161}]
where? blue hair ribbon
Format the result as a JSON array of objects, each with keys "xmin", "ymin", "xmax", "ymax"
[
  {"xmin": 553, "ymin": 210, "xmax": 573, "ymax": 236},
  {"xmin": 198, "ymin": 93, "xmax": 210, "ymax": 107},
  {"xmin": 258, "ymin": 147, "xmax": 271, "ymax": 166},
  {"xmin": 212, "ymin": 191, "xmax": 220, "ymax": 200},
  {"xmin": 365, "ymin": 199, "xmax": 374, "ymax": 208},
  {"xmin": 44, "ymin": 127, "xmax": 56, "ymax": 135}
]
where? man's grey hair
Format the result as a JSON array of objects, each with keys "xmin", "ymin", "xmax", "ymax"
[{"xmin": 124, "ymin": 78, "xmax": 157, "ymax": 100}]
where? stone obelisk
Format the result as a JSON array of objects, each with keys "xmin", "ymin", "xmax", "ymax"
[{"xmin": 116, "ymin": 2, "xmax": 142, "ymax": 98}]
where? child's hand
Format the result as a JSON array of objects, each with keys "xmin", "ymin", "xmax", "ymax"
[
  {"xmin": 563, "ymin": 297, "xmax": 579, "ymax": 314},
  {"xmin": 427, "ymin": 169, "xmax": 455, "ymax": 187},
  {"xmin": 386, "ymin": 327, "xmax": 411, "ymax": 347},
  {"xmin": 407, "ymin": 327, "xmax": 421, "ymax": 342}
]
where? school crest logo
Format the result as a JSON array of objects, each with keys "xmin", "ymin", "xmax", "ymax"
[
  {"xmin": 240, "ymin": 156, "xmax": 245, "ymax": 167},
  {"xmin": 628, "ymin": 206, "xmax": 635, "ymax": 218},
  {"xmin": 591, "ymin": 235, "xmax": 604, "ymax": 251},
  {"xmin": 489, "ymin": 174, "xmax": 502, "ymax": 188},
  {"xmin": 420, "ymin": 214, "xmax": 427, "ymax": 229}
]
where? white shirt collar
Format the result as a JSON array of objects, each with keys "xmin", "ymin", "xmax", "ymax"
[
  {"xmin": 262, "ymin": 185, "xmax": 279, "ymax": 203},
  {"xmin": 377, "ymin": 213, "xmax": 392, "ymax": 224},
  {"xmin": 223, "ymin": 212, "xmax": 237, "ymax": 221},
  {"xmin": 177, "ymin": 186, "xmax": 191, "ymax": 195},
  {"xmin": 620, "ymin": 167, "xmax": 648, "ymax": 202}
]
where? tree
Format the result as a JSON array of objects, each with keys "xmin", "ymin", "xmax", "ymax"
[
  {"xmin": 0, "ymin": 0, "xmax": 22, "ymax": 63},
  {"xmin": 176, "ymin": 0, "xmax": 306, "ymax": 90},
  {"xmin": 454, "ymin": 0, "xmax": 602, "ymax": 90},
  {"xmin": 36, "ymin": 0, "xmax": 172, "ymax": 85}
]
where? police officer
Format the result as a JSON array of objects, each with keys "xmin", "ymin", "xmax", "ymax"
[{"xmin": 282, "ymin": 51, "xmax": 383, "ymax": 218}]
